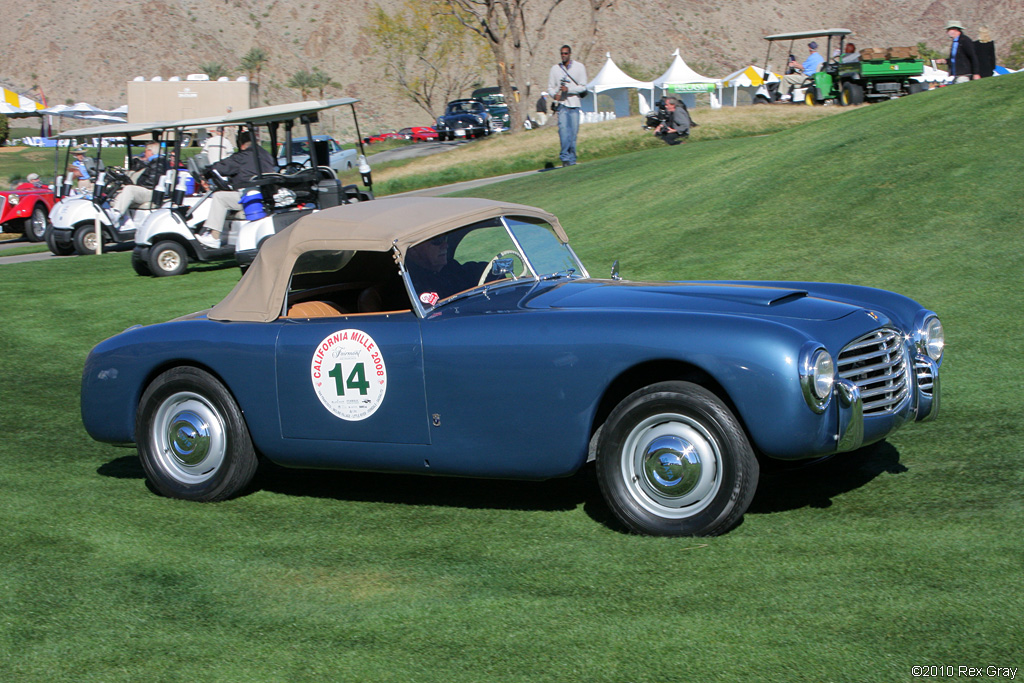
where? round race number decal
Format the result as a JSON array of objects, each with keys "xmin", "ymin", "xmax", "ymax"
[{"xmin": 310, "ymin": 329, "xmax": 388, "ymax": 421}]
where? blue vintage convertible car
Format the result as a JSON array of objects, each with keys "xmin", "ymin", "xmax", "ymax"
[{"xmin": 81, "ymin": 197, "xmax": 944, "ymax": 536}]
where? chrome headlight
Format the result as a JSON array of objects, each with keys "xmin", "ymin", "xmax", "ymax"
[
  {"xmin": 799, "ymin": 342, "xmax": 835, "ymax": 413},
  {"xmin": 913, "ymin": 312, "xmax": 944, "ymax": 362},
  {"xmin": 8, "ymin": 194, "xmax": 20, "ymax": 206}
]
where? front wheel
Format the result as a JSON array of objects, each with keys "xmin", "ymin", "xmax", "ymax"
[
  {"xmin": 149, "ymin": 240, "xmax": 188, "ymax": 276},
  {"xmin": 73, "ymin": 223, "xmax": 105, "ymax": 255},
  {"xmin": 24, "ymin": 206, "xmax": 48, "ymax": 242},
  {"xmin": 597, "ymin": 381, "xmax": 759, "ymax": 536},
  {"xmin": 136, "ymin": 367, "xmax": 258, "ymax": 501}
]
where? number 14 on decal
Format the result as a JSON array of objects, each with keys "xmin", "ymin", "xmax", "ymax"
[{"xmin": 327, "ymin": 362, "xmax": 370, "ymax": 396}]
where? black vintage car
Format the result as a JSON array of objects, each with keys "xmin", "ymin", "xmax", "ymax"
[{"xmin": 435, "ymin": 99, "xmax": 492, "ymax": 141}]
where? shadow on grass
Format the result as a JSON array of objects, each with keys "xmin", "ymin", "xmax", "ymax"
[
  {"xmin": 97, "ymin": 441, "xmax": 903, "ymax": 532},
  {"xmin": 749, "ymin": 440, "xmax": 907, "ymax": 515},
  {"xmin": 97, "ymin": 454, "xmax": 619, "ymax": 524}
]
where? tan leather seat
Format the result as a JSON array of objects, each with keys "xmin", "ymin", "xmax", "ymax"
[{"xmin": 284, "ymin": 301, "xmax": 348, "ymax": 318}]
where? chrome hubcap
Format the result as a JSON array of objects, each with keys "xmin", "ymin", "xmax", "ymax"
[
  {"xmin": 150, "ymin": 392, "xmax": 226, "ymax": 484},
  {"xmin": 157, "ymin": 249, "xmax": 181, "ymax": 271},
  {"xmin": 83, "ymin": 231, "xmax": 98, "ymax": 250},
  {"xmin": 622, "ymin": 413, "xmax": 722, "ymax": 518}
]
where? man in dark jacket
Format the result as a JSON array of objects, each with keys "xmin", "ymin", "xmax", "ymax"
[
  {"xmin": 200, "ymin": 129, "xmax": 276, "ymax": 245},
  {"xmin": 937, "ymin": 21, "xmax": 981, "ymax": 83}
]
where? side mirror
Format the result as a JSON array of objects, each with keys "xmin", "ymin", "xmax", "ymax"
[{"xmin": 611, "ymin": 259, "xmax": 621, "ymax": 281}]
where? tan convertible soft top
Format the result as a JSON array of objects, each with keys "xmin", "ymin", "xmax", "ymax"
[{"xmin": 208, "ymin": 196, "xmax": 566, "ymax": 322}]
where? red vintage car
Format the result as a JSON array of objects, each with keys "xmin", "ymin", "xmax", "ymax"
[
  {"xmin": 409, "ymin": 126, "xmax": 438, "ymax": 142},
  {"xmin": 0, "ymin": 183, "xmax": 56, "ymax": 242}
]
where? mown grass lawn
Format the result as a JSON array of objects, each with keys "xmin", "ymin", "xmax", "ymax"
[{"xmin": 1, "ymin": 76, "xmax": 1022, "ymax": 681}]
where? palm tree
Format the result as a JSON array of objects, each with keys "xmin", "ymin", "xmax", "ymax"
[
  {"xmin": 309, "ymin": 68, "xmax": 341, "ymax": 99},
  {"xmin": 286, "ymin": 70, "xmax": 316, "ymax": 99},
  {"xmin": 200, "ymin": 62, "xmax": 232, "ymax": 80},
  {"xmin": 239, "ymin": 47, "xmax": 270, "ymax": 85}
]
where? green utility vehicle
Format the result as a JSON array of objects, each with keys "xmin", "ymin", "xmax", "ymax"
[{"xmin": 763, "ymin": 29, "xmax": 927, "ymax": 106}]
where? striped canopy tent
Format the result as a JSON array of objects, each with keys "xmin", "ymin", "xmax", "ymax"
[
  {"xmin": 653, "ymin": 49, "xmax": 722, "ymax": 109},
  {"xmin": 720, "ymin": 65, "xmax": 781, "ymax": 106},
  {"xmin": 1, "ymin": 86, "xmax": 43, "ymax": 116},
  {"xmin": 581, "ymin": 53, "xmax": 655, "ymax": 117}
]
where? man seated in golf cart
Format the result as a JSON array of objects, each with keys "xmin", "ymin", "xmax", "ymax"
[
  {"xmin": 110, "ymin": 142, "xmax": 169, "ymax": 225},
  {"xmin": 199, "ymin": 129, "xmax": 276, "ymax": 246},
  {"xmin": 778, "ymin": 40, "xmax": 824, "ymax": 101}
]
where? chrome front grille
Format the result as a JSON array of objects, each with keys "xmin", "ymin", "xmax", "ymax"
[
  {"xmin": 0, "ymin": 196, "xmax": 6, "ymax": 216},
  {"xmin": 915, "ymin": 359, "xmax": 935, "ymax": 396},
  {"xmin": 837, "ymin": 328, "xmax": 909, "ymax": 415}
]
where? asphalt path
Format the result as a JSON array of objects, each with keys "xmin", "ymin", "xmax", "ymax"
[{"xmin": 1, "ymin": 139, "xmax": 545, "ymax": 265}]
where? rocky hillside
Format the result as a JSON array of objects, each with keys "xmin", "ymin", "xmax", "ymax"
[{"xmin": 3, "ymin": 0, "xmax": 1019, "ymax": 134}]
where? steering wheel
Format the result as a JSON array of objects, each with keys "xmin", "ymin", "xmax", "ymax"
[
  {"xmin": 203, "ymin": 168, "xmax": 232, "ymax": 191},
  {"xmin": 280, "ymin": 159, "xmax": 311, "ymax": 174},
  {"xmin": 105, "ymin": 167, "xmax": 132, "ymax": 184},
  {"xmin": 478, "ymin": 249, "xmax": 528, "ymax": 287}
]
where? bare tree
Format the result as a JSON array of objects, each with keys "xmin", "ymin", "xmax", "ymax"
[
  {"xmin": 367, "ymin": 1, "xmax": 488, "ymax": 120},
  {"xmin": 441, "ymin": 0, "xmax": 611, "ymax": 133}
]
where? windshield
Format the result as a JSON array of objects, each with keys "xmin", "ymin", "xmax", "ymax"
[
  {"xmin": 446, "ymin": 102, "xmax": 482, "ymax": 115},
  {"xmin": 405, "ymin": 215, "xmax": 583, "ymax": 311}
]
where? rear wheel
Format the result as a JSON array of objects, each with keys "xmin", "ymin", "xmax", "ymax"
[
  {"xmin": 840, "ymin": 82, "xmax": 865, "ymax": 106},
  {"xmin": 908, "ymin": 81, "xmax": 926, "ymax": 95},
  {"xmin": 131, "ymin": 248, "xmax": 152, "ymax": 276},
  {"xmin": 149, "ymin": 240, "xmax": 188, "ymax": 277},
  {"xmin": 73, "ymin": 223, "xmax": 105, "ymax": 255},
  {"xmin": 24, "ymin": 206, "xmax": 48, "ymax": 242},
  {"xmin": 45, "ymin": 226, "xmax": 75, "ymax": 255},
  {"xmin": 597, "ymin": 381, "xmax": 759, "ymax": 536},
  {"xmin": 136, "ymin": 367, "xmax": 258, "ymax": 501}
]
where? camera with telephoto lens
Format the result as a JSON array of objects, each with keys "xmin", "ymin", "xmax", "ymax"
[{"xmin": 645, "ymin": 99, "xmax": 671, "ymax": 130}]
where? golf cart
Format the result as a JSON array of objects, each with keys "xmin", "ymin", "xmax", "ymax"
[
  {"xmin": 132, "ymin": 97, "xmax": 374, "ymax": 277},
  {"xmin": 45, "ymin": 120, "xmax": 195, "ymax": 256},
  {"xmin": 762, "ymin": 29, "xmax": 927, "ymax": 106}
]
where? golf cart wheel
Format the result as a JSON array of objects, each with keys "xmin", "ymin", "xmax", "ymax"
[
  {"xmin": 24, "ymin": 206, "xmax": 48, "ymax": 242},
  {"xmin": 136, "ymin": 366, "xmax": 258, "ymax": 501},
  {"xmin": 804, "ymin": 89, "xmax": 821, "ymax": 106},
  {"xmin": 149, "ymin": 240, "xmax": 188, "ymax": 277},
  {"xmin": 840, "ymin": 82, "xmax": 865, "ymax": 106},
  {"xmin": 908, "ymin": 82, "xmax": 927, "ymax": 95},
  {"xmin": 131, "ymin": 248, "xmax": 152, "ymax": 276},
  {"xmin": 596, "ymin": 381, "xmax": 759, "ymax": 537},
  {"xmin": 73, "ymin": 224, "xmax": 105, "ymax": 255},
  {"xmin": 45, "ymin": 226, "xmax": 75, "ymax": 256}
]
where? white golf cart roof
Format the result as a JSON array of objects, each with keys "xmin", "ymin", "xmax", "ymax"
[
  {"xmin": 764, "ymin": 29, "xmax": 852, "ymax": 41},
  {"xmin": 55, "ymin": 120, "xmax": 176, "ymax": 139},
  {"xmin": 168, "ymin": 98, "xmax": 360, "ymax": 130}
]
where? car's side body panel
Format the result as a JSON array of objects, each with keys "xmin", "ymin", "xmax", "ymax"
[{"xmin": 82, "ymin": 277, "xmax": 938, "ymax": 480}]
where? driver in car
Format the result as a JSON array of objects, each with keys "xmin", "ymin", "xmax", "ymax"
[
  {"xmin": 405, "ymin": 234, "xmax": 489, "ymax": 306},
  {"xmin": 199, "ymin": 129, "xmax": 276, "ymax": 246}
]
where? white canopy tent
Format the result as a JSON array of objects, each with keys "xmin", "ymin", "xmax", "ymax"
[
  {"xmin": 720, "ymin": 65, "xmax": 780, "ymax": 106},
  {"xmin": 582, "ymin": 53, "xmax": 654, "ymax": 118},
  {"xmin": 653, "ymin": 49, "xmax": 722, "ymax": 109}
]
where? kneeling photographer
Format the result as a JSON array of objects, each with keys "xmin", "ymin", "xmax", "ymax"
[{"xmin": 650, "ymin": 97, "xmax": 692, "ymax": 146}]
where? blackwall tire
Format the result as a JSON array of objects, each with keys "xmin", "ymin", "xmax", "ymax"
[
  {"xmin": 131, "ymin": 248, "xmax": 152, "ymax": 276},
  {"xmin": 45, "ymin": 226, "xmax": 75, "ymax": 256},
  {"xmin": 596, "ymin": 381, "xmax": 759, "ymax": 536},
  {"xmin": 136, "ymin": 367, "xmax": 258, "ymax": 501},
  {"xmin": 149, "ymin": 240, "xmax": 187, "ymax": 277}
]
